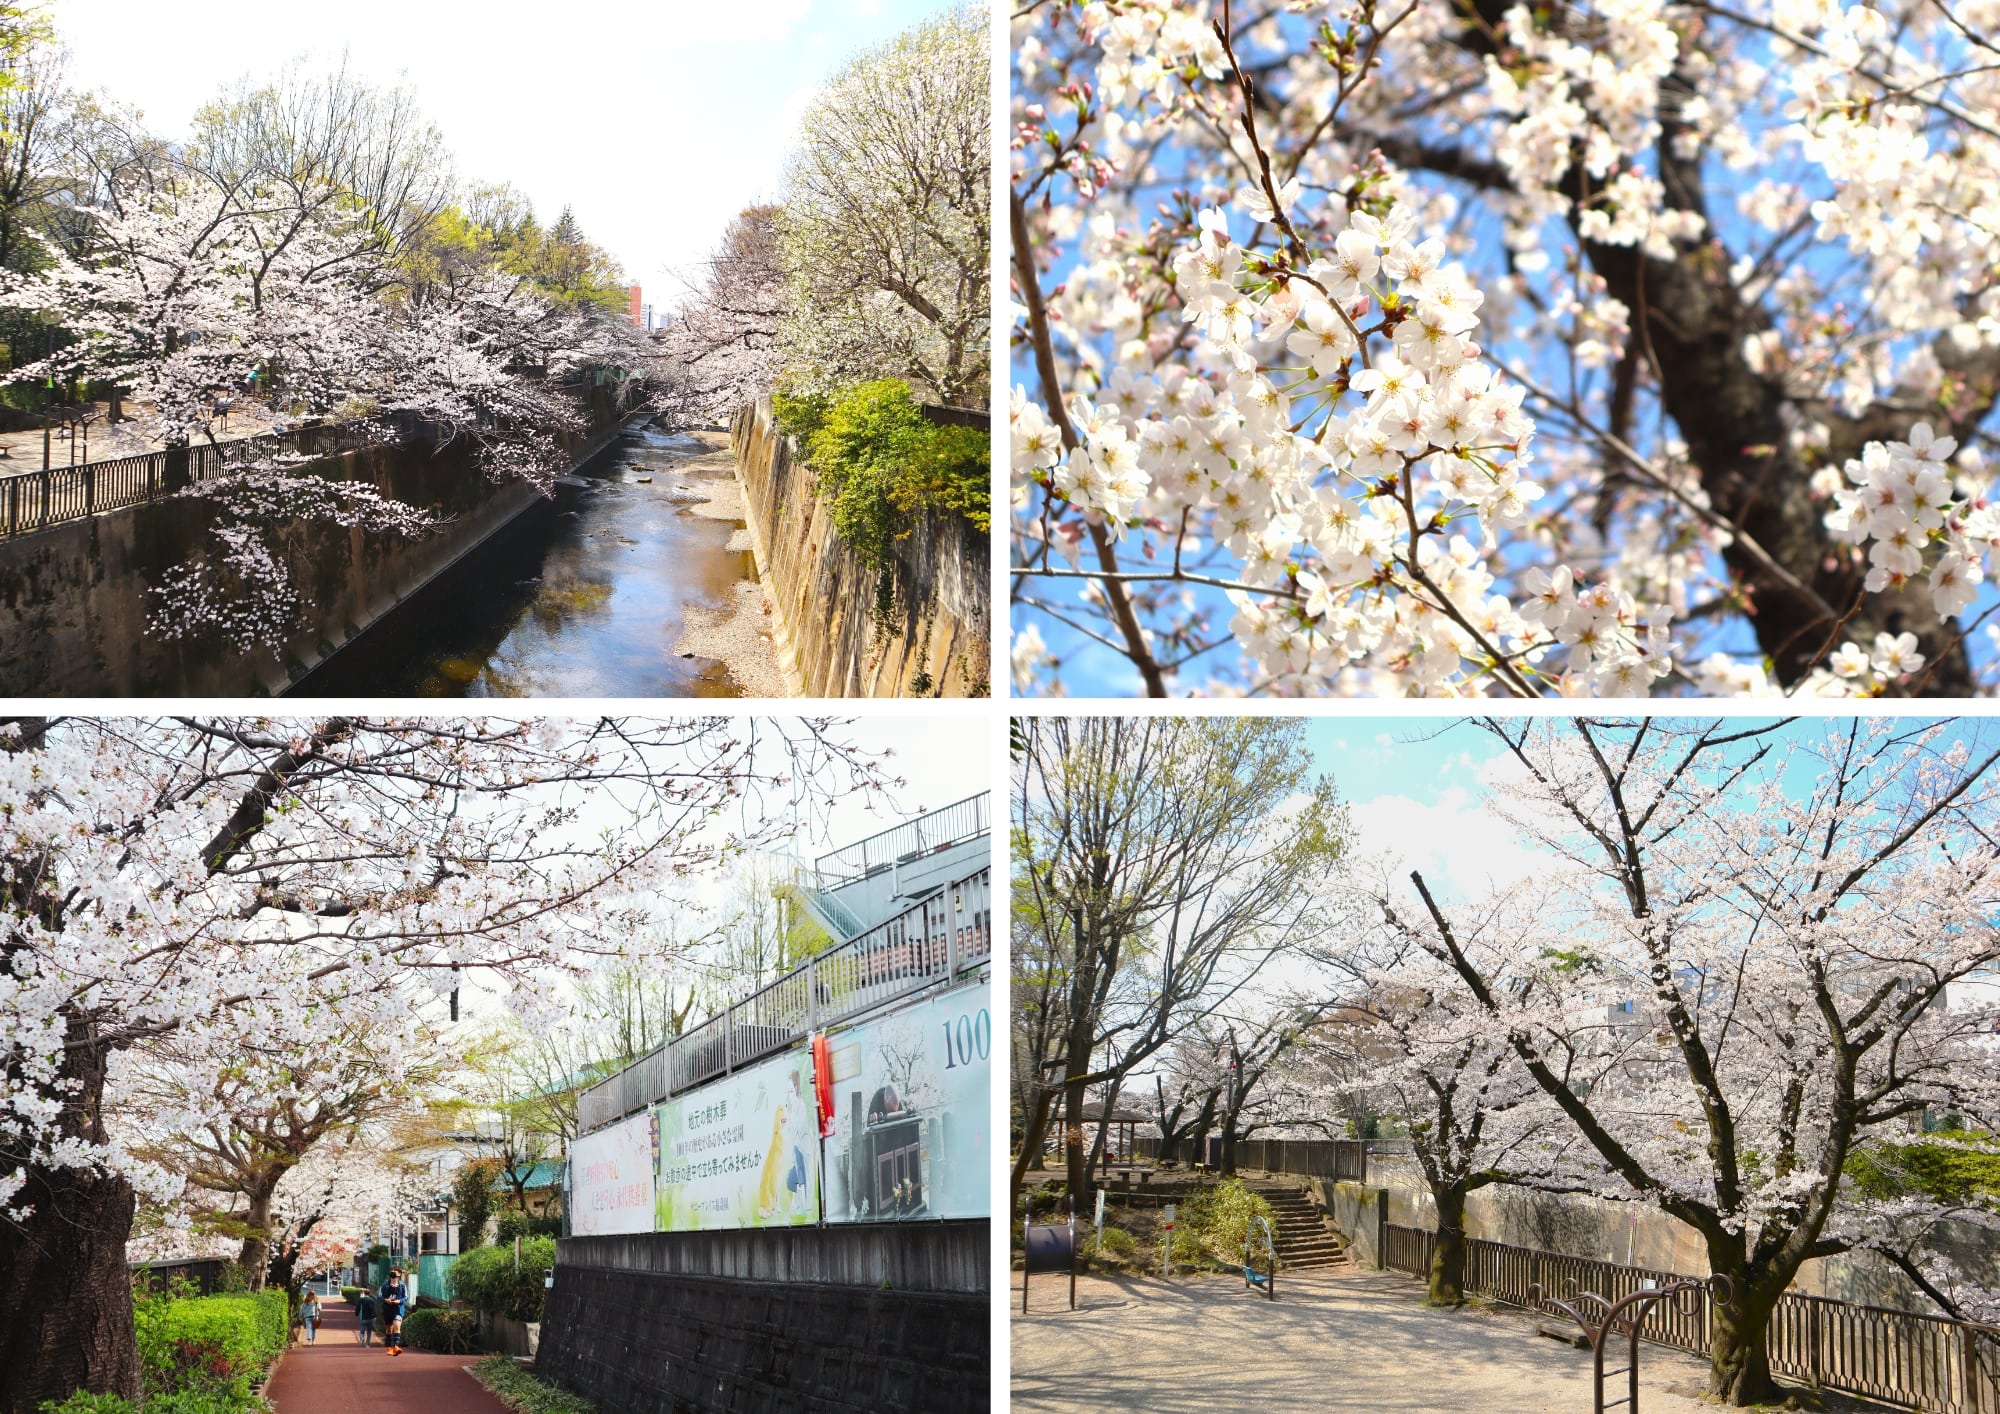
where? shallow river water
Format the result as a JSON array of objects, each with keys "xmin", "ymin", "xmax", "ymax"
[{"xmin": 292, "ymin": 425, "xmax": 757, "ymax": 697}]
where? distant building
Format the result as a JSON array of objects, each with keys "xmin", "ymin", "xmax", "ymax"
[
  {"xmin": 642, "ymin": 302, "xmax": 656, "ymax": 330},
  {"xmin": 627, "ymin": 285, "xmax": 643, "ymax": 327}
]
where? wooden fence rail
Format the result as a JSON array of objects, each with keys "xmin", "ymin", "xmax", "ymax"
[{"xmin": 1379, "ymin": 1224, "xmax": 2000, "ymax": 1413}]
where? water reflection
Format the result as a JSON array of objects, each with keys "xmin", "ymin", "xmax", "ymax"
[{"xmin": 294, "ymin": 425, "xmax": 758, "ymax": 697}]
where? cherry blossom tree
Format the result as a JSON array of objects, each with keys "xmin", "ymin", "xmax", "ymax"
[
  {"xmin": 0, "ymin": 168, "xmax": 644, "ymax": 649},
  {"xmin": 1383, "ymin": 716, "xmax": 2000, "ymax": 1402},
  {"xmin": 0, "ymin": 714, "xmax": 890, "ymax": 1410},
  {"xmin": 779, "ymin": 3, "xmax": 991, "ymax": 408},
  {"xmin": 118, "ymin": 1026, "xmax": 449, "ymax": 1291},
  {"xmin": 1304, "ymin": 876, "xmax": 1562, "ymax": 1304},
  {"xmin": 1010, "ymin": 0, "xmax": 2000, "ymax": 696},
  {"xmin": 657, "ymin": 206, "xmax": 788, "ymax": 426}
]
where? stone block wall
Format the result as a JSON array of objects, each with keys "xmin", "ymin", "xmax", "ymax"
[
  {"xmin": 535, "ymin": 1223, "xmax": 988, "ymax": 1413},
  {"xmin": 730, "ymin": 398, "xmax": 989, "ymax": 697}
]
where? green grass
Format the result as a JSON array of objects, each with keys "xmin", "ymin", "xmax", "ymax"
[{"xmin": 469, "ymin": 1356, "xmax": 596, "ymax": 1414}]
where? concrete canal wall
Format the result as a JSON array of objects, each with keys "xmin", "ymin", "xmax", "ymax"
[
  {"xmin": 730, "ymin": 397, "xmax": 989, "ymax": 697},
  {"xmin": 0, "ymin": 393, "xmax": 634, "ymax": 697},
  {"xmin": 1313, "ymin": 1156, "xmax": 2000, "ymax": 1312},
  {"xmin": 536, "ymin": 1222, "xmax": 987, "ymax": 1413}
]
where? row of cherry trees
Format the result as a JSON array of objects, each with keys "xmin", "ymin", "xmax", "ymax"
[
  {"xmin": 1253, "ymin": 717, "xmax": 2000, "ymax": 1404},
  {"xmin": 1010, "ymin": 0, "xmax": 2000, "ymax": 696},
  {"xmin": 0, "ymin": 715, "xmax": 892, "ymax": 1412},
  {"xmin": 0, "ymin": 36, "xmax": 667, "ymax": 649},
  {"xmin": 1014, "ymin": 715, "xmax": 2000, "ymax": 1404}
]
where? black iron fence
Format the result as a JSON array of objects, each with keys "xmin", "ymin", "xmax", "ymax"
[
  {"xmin": 1379, "ymin": 1224, "xmax": 2000, "ymax": 1413},
  {"xmin": 0, "ymin": 418, "xmax": 385, "ymax": 539},
  {"xmin": 0, "ymin": 379, "xmax": 646, "ymax": 541}
]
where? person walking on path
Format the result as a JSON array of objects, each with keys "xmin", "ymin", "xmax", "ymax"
[
  {"xmin": 355, "ymin": 1286, "xmax": 376, "ymax": 1346},
  {"xmin": 263, "ymin": 1299, "xmax": 513, "ymax": 1413},
  {"xmin": 379, "ymin": 1266, "xmax": 409, "ymax": 1356},
  {"xmin": 299, "ymin": 1290, "xmax": 321, "ymax": 1346}
]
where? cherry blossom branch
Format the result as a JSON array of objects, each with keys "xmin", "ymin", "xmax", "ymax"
[{"xmin": 1011, "ymin": 182, "xmax": 1168, "ymax": 695}]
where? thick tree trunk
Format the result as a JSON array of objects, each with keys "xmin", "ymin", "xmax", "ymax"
[
  {"xmin": 1062, "ymin": 961, "xmax": 1095, "ymax": 1209},
  {"xmin": 1083, "ymin": 1075, "xmax": 1122, "ymax": 1181},
  {"xmin": 1063, "ymin": 1071, "xmax": 1092, "ymax": 1212},
  {"xmin": 1704, "ymin": 1230, "xmax": 1791, "ymax": 1406},
  {"xmin": 1428, "ymin": 1185, "xmax": 1469, "ymax": 1306},
  {"xmin": 237, "ymin": 1188, "xmax": 275, "ymax": 1292},
  {"xmin": 1708, "ymin": 1274, "xmax": 1784, "ymax": 1406},
  {"xmin": 1, "ymin": 720, "xmax": 143, "ymax": 1413},
  {"xmin": 0, "ymin": 1033, "xmax": 142, "ymax": 1414}
]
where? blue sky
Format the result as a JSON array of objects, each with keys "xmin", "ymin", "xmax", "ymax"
[
  {"xmin": 1306, "ymin": 715, "xmax": 2000, "ymax": 901},
  {"xmin": 54, "ymin": 0, "xmax": 953, "ymax": 309}
]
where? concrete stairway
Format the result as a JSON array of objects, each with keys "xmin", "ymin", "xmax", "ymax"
[{"xmin": 1252, "ymin": 1181, "xmax": 1349, "ymax": 1271}]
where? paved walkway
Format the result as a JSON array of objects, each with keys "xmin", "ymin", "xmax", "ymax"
[
  {"xmin": 264, "ymin": 1301, "xmax": 510, "ymax": 1413},
  {"xmin": 1013, "ymin": 1267, "xmax": 1732, "ymax": 1414},
  {"xmin": 0, "ymin": 397, "xmax": 284, "ymax": 467}
]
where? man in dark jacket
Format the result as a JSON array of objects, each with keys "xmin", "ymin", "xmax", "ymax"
[
  {"xmin": 379, "ymin": 1268, "xmax": 409, "ymax": 1356},
  {"xmin": 355, "ymin": 1286, "xmax": 377, "ymax": 1346}
]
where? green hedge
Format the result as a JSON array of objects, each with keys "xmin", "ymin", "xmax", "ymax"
[
  {"xmin": 403, "ymin": 1307, "xmax": 481, "ymax": 1353},
  {"xmin": 449, "ymin": 1238, "xmax": 556, "ymax": 1323},
  {"xmin": 771, "ymin": 380, "xmax": 990, "ymax": 575},
  {"xmin": 119, "ymin": 1287, "xmax": 287, "ymax": 1411},
  {"xmin": 339, "ymin": 1285, "xmax": 361, "ymax": 1304},
  {"xmin": 470, "ymin": 1355, "xmax": 596, "ymax": 1414}
]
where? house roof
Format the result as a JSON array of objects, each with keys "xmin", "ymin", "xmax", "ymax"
[{"xmin": 499, "ymin": 1159, "xmax": 563, "ymax": 1191}]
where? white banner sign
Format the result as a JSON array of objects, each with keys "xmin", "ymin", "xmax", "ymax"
[{"xmin": 568, "ymin": 1109, "xmax": 657, "ymax": 1236}]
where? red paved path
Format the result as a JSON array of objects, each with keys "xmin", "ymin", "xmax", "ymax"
[{"xmin": 264, "ymin": 1300, "xmax": 511, "ymax": 1413}]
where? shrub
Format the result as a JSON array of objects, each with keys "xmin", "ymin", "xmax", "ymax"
[
  {"xmin": 1080, "ymin": 1223, "xmax": 1141, "ymax": 1269},
  {"xmin": 772, "ymin": 379, "xmax": 990, "ymax": 575},
  {"xmin": 494, "ymin": 1211, "xmax": 561, "ymax": 1244},
  {"xmin": 470, "ymin": 1354, "xmax": 596, "ymax": 1414},
  {"xmin": 38, "ymin": 1396, "xmax": 136, "ymax": 1414},
  {"xmin": 35, "ymin": 1395, "xmax": 245, "ymax": 1414},
  {"xmin": 133, "ymin": 1289, "xmax": 288, "ymax": 1405},
  {"xmin": 339, "ymin": 1285, "xmax": 361, "ymax": 1304},
  {"xmin": 1175, "ymin": 1178, "xmax": 1275, "ymax": 1269},
  {"xmin": 449, "ymin": 1238, "xmax": 556, "ymax": 1323},
  {"xmin": 1085, "ymin": 1224, "xmax": 1137, "ymax": 1260},
  {"xmin": 403, "ymin": 1307, "xmax": 481, "ymax": 1354}
]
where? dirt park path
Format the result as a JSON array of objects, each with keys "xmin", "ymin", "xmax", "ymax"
[
  {"xmin": 1013, "ymin": 1267, "xmax": 1827, "ymax": 1414},
  {"xmin": 264, "ymin": 1300, "xmax": 511, "ymax": 1414}
]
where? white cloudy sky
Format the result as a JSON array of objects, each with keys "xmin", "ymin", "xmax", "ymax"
[
  {"xmin": 446, "ymin": 710, "xmax": 991, "ymax": 1027},
  {"xmin": 50, "ymin": 0, "xmax": 955, "ymax": 310}
]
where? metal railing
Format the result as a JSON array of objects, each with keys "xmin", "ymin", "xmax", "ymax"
[
  {"xmin": 1377, "ymin": 1225, "xmax": 2000, "ymax": 1413},
  {"xmin": 814, "ymin": 793, "xmax": 990, "ymax": 888},
  {"xmin": 0, "ymin": 372, "xmax": 645, "ymax": 540},
  {"xmin": 577, "ymin": 864, "xmax": 991, "ymax": 1132},
  {"xmin": 0, "ymin": 417, "xmax": 395, "ymax": 538}
]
